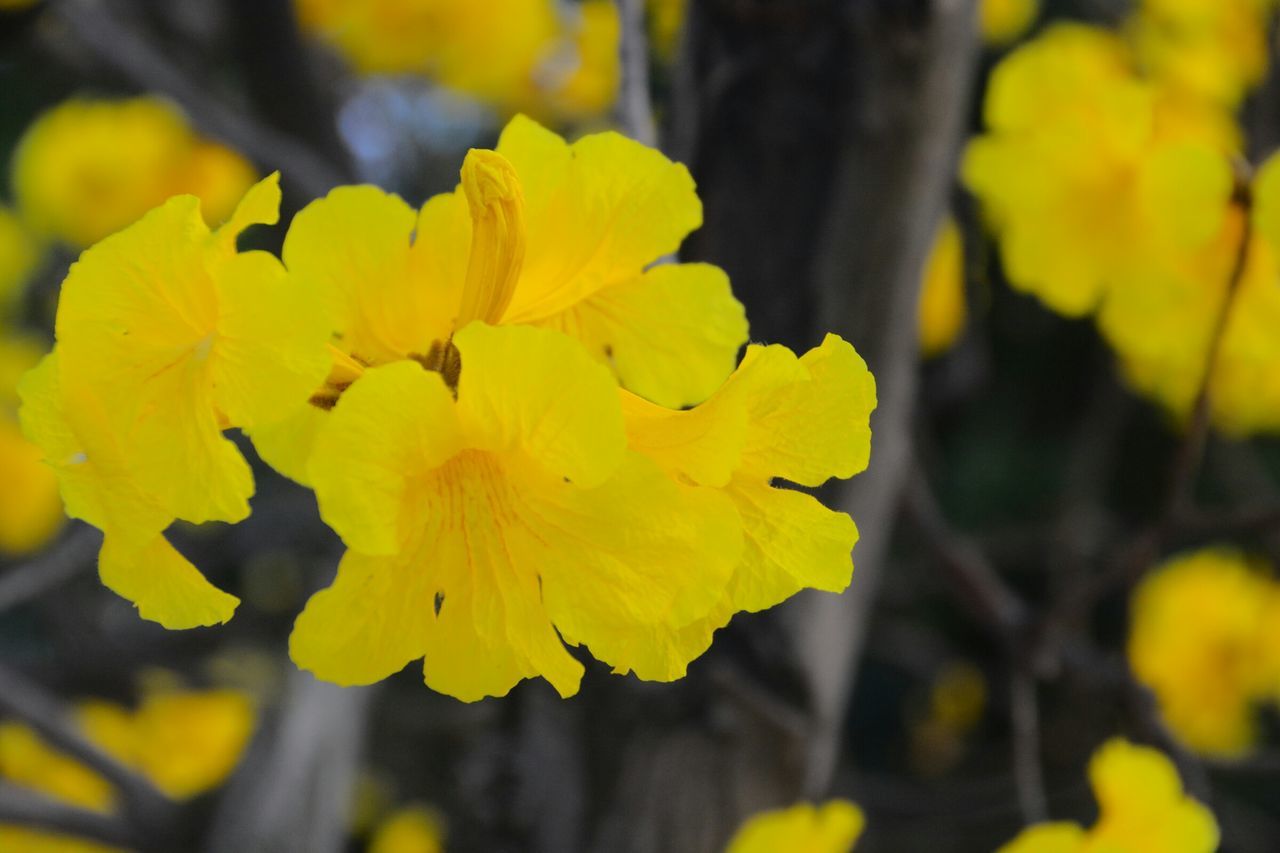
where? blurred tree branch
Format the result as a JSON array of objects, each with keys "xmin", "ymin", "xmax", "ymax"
[
  {"xmin": 0, "ymin": 782, "xmax": 139, "ymax": 849},
  {"xmin": 0, "ymin": 525, "xmax": 98, "ymax": 614}
]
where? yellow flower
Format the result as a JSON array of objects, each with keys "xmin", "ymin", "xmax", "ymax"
[
  {"xmin": 368, "ymin": 805, "xmax": 445, "ymax": 853},
  {"xmin": 998, "ymin": 739, "xmax": 1218, "ymax": 853},
  {"xmin": 1099, "ymin": 150, "xmax": 1280, "ymax": 435},
  {"xmin": 290, "ymin": 324, "xmax": 744, "ymax": 700},
  {"xmin": 980, "ymin": 0, "xmax": 1038, "ymax": 47},
  {"xmin": 726, "ymin": 800, "xmax": 865, "ymax": 853},
  {"xmin": 11, "ymin": 97, "xmax": 257, "ymax": 249},
  {"xmin": 281, "ymin": 119, "xmax": 867, "ymax": 700},
  {"xmin": 0, "ymin": 335, "xmax": 63, "ymax": 555},
  {"xmin": 1128, "ymin": 0, "xmax": 1274, "ymax": 106},
  {"xmin": 918, "ymin": 218, "xmax": 967, "ymax": 358},
  {"xmin": 0, "ymin": 204, "xmax": 39, "ymax": 318},
  {"xmin": 18, "ymin": 175, "xmax": 333, "ymax": 629},
  {"xmin": 0, "ymin": 684, "xmax": 254, "ymax": 852},
  {"xmin": 252, "ymin": 115, "xmax": 746, "ymax": 484},
  {"xmin": 294, "ymin": 0, "xmax": 620, "ymax": 119},
  {"xmin": 1128, "ymin": 548, "xmax": 1280, "ymax": 757},
  {"xmin": 963, "ymin": 23, "xmax": 1236, "ymax": 318},
  {"xmin": 618, "ymin": 334, "xmax": 875, "ymax": 677}
]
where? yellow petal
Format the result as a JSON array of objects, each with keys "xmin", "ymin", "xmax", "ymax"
[
  {"xmin": 727, "ymin": 800, "xmax": 866, "ymax": 853},
  {"xmin": 246, "ymin": 402, "xmax": 329, "ymax": 486},
  {"xmin": 738, "ymin": 335, "xmax": 876, "ymax": 487},
  {"xmin": 538, "ymin": 261, "xmax": 747, "ymax": 408},
  {"xmin": 1088, "ymin": 739, "xmax": 1219, "ymax": 852},
  {"xmin": 310, "ymin": 361, "xmax": 462, "ymax": 555},
  {"xmin": 98, "ymin": 532, "xmax": 238, "ymax": 629},
  {"xmin": 918, "ymin": 218, "xmax": 967, "ymax": 358},
  {"xmin": 214, "ymin": 171, "xmax": 281, "ymax": 248},
  {"xmin": 453, "ymin": 322, "xmax": 625, "ymax": 488},
  {"xmin": 291, "ymin": 547, "xmax": 437, "ymax": 687},
  {"xmin": 283, "ymin": 184, "xmax": 445, "ymax": 365},
  {"xmin": 621, "ymin": 386, "xmax": 748, "ymax": 488},
  {"xmin": 523, "ymin": 452, "xmax": 742, "ymax": 682},
  {"xmin": 0, "ymin": 415, "xmax": 65, "ymax": 555},
  {"xmin": 408, "ymin": 189, "xmax": 472, "ymax": 336},
  {"xmin": 134, "ymin": 689, "xmax": 254, "ymax": 799},
  {"xmin": 1252, "ymin": 149, "xmax": 1280, "ymax": 255},
  {"xmin": 210, "ymin": 250, "xmax": 332, "ymax": 427},
  {"xmin": 496, "ymin": 117, "xmax": 702, "ymax": 322},
  {"xmin": 726, "ymin": 478, "xmax": 858, "ymax": 612}
]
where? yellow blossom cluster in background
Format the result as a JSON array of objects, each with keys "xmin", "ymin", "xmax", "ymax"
[
  {"xmin": 294, "ymin": 0, "xmax": 620, "ymax": 121},
  {"xmin": 0, "ymin": 335, "xmax": 62, "ymax": 554},
  {"xmin": 726, "ymin": 799, "xmax": 864, "ymax": 853},
  {"xmin": 980, "ymin": 0, "xmax": 1039, "ymax": 47},
  {"xmin": 11, "ymin": 97, "xmax": 257, "ymax": 249},
  {"xmin": 0, "ymin": 682, "xmax": 255, "ymax": 852},
  {"xmin": 997, "ymin": 739, "xmax": 1218, "ymax": 853},
  {"xmin": 1128, "ymin": 548, "xmax": 1280, "ymax": 758},
  {"xmin": 19, "ymin": 115, "xmax": 877, "ymax": 702},
  {"xmin": 367, "ymin": 805, "xmax": 446, "ymax": 853},
  {"xmin": 963, "ymin": 6, "xmax": 1280, "ymax": 435}
]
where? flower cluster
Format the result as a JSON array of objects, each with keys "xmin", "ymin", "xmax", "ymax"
[
  {"xmin": 22, "ymin": 116, "xmax": 876, "ymax": 701},
  {"xmin": 964, "ymin": 14, "xmax": 1280, "ymax": 434},
  {"xmin": 294, "ymin": 0, "xmax": 619, "ymax": 120},
  {"xmin": 11, "ymin": 97, "xmax": 257, "ymax": 249},
  {"xmin": 0, "ymin": 681, "xmax": 255, "ymax": 852},
  {"xmin": 997, "ymin": 739, "xmax": 1218, "ymax": 853},
  {"xmin": 726, "ymin": 799, "xmax": 864, "ymax": 853},
  {"xmin": 1129, "ymin": 548, "xmax": 1280, "ymax": 757}
]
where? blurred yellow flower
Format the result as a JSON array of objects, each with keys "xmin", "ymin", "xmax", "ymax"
[
  {"xmin": 963, "ymin": 23, "xmax": 1236, "ymax": 318},
  {"xmin": 11, "ymin": 97, "xmax": 257, "ymax": 249},
  {"xmin": 918, "ymin": 218, "xmax": 967, "ymax": 358},
  {"xmin": 294, "ymin": 0, "xmax": 620, "ymax": 119},
  {"xmin": 648, "ymin": 0, "xmax": 688, "ymax": 59},
  {"xmin": 1129, "ymin": 0, "xmax": 1275, "ymax": 106},
  {"xmin": 980, "ymin": 0, "xmax": 1038, "ymax": 46},
  {"xmin": 998, "ymin": 739, "xmax": 1218, "ymax": 853},
  {"xmin": 726, "ymin": 799, "xmax": 865, "ymax": 853},
  {"xmin": 0, "ymin": 684, "xmax": 254, "ymax": 852},
  {"xmin": 18, "ymin": 175, "xmax": 333, "ymax": 629},
  {"xmin": 0, "ymin": 204, "xmax": 39, "ymax": 318},
  {"xmin": 0, "ymin": 335, "xmax": 63, "ymax": 555},
  {"xmin": 1129, "ymin": 548, "xmax": 1280, "ymax": 757},
  {"xmin": 368, "ymin": 805, "xmax": 445, "ymax": 853},
  {"xmin": 252, "ymin": 115, "xmax": 746, "ymax": 484}
]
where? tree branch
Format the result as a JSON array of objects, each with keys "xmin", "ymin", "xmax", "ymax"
[
  {"xmin": 0, "ymin": 526, "xmax": 100, "ymax": 614},
  {"xmin": 0, "ymin": 782, "xmax": 138, "ymax": 849}
]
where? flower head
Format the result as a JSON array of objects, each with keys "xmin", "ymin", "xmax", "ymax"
[
  {"xmin": 726, "ymin": 800, "xmax": 865, "ymax": 853},
  {"xmin": 19, "ymin": 175, "xmax": 333, "ymax": 628},
  {"xmin": 11, "ymin": 97, "xmax": 257, "ymax": 248},
  {"xmin": 997, "ymin": 739, "xmax": 1218, "ymax": 853}
]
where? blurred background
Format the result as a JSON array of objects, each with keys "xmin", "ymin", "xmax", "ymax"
[{"xmin": 2, "ymin": 0, "xmax": 1280, "ymax": 850}]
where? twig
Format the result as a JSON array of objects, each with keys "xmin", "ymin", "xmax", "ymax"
[
  {"xmin": 902, "ymin": 465, "xmax": 1029, "ymax": 642},
  {"xmin": 614, "ymin": 0, "xmax": 659, "ymax": 146},
  {"xmin": 0, "ymin": 525, "xmax": 100, "ymax": 613},
  {"xmin": 1009, "ymin": 671, "xmax": 1047, "ymax": 825},
  {"xmin": 0, "ymin": 663, "xmax": 179, "ymax": 848},
  {"xmin": 49, "ymin": 0, "xmax": 348, "ymax": 200},
  {"xmin": 0, "ymin": 782, "xmax": 138, "ymax": 849}
]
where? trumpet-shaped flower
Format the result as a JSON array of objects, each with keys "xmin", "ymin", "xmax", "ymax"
[
  {"xmin": 291, "ymin": 323, "xmax": 744, "ymax": 700},
  {"xmin": 11, "ymin": 97, "xmax": 257, "ymax": 248},
  {"xmin": 18, "ymin": 175, "xmax": 333, "ymax": 628},
  {"xmin": 1128, "ymin": 548, "xmax": 1280, "ymax": 757},
  {"xmin": 918, "ymin": 218, "xmax": 967, "ymax": 358},
  {"xmin": 725, "ymin": 800, "xmax": 865, "ymax": 853},
  {"xmin": 963, "ymin": 23, "xmax": 1236, "ymax": 318},
  {"xmin": 0, "ymin": 335, "xmax": 63, "ymax": 555},
  {"xmin": 252, "ymin": 115, "xmax": 746, "ymax": 484},
  {"xmin": 0, "ymin": 683, "xmax": 254, "ymax": 852},
  {"xmin": 618, "ymin": 334, "xmax": 875, "ymax": 676},
  {"xmin": 294, "ymin": 0, "xmax": 619, "ymax": 119},
  {"xmin": 997, "ymin": 739, "xmax": 1218, "ymax": 853}
]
